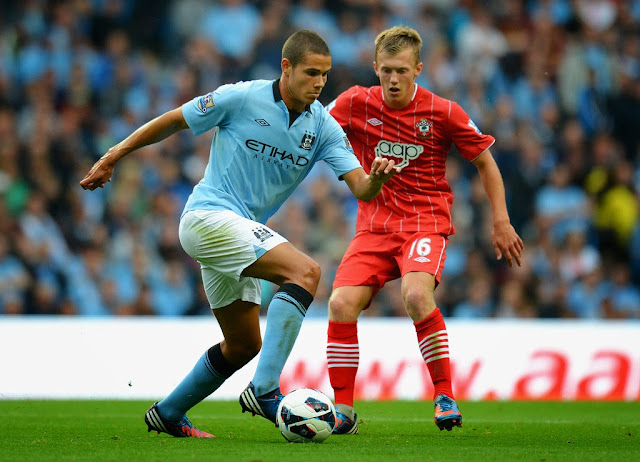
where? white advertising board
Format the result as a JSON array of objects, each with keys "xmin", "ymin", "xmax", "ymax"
[{"xmin": 0, "ymin": 317, "xmax": 638, "ymax": 401}]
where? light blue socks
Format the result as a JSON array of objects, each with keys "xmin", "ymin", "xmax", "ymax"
[
  {"xmin": 157, "ymin": 343, "xmax": 238, "ymax": 422},
  {"xmin": 252, "ymin": 283, "xmax": 312, "ymax": 396}
]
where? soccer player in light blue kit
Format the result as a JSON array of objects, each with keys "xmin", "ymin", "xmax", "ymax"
[{"xmin": 81, "ymin": 30, "xmax": 399, "ymax": 438}]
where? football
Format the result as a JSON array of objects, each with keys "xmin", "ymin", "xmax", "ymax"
[{"xmin": 276, "ymin": 388, "xmax": 336, "ymax": 443}]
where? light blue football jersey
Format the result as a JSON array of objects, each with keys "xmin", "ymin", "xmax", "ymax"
[{"xmin": 181, "ymin": 79, "xmax": 361, "ymax": 224}]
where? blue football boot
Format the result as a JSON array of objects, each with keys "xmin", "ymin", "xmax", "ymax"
[
  {"xmin": 333, "ymin": 404, "xmax": 359, "ymax": 435},
  {"xmin": 433, "ymin": 394, "xmax": 462, "ymax": 431},
  {"xmin": 239, "ymin": 382, "xmax": 283, "ymax": 426}
]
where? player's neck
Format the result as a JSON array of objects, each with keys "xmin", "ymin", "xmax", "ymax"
[
  {"xmin": 279, "ymin": 79, "xmax": 306, "ymax": 113},
  {"xmin": 382, "ymin": 83, "xmax": 418, "ymax": 110}
]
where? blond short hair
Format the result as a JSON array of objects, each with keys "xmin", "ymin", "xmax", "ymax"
[{"xmin": 374, "ymin": 26, "xmax": 422, "ymax": 65}]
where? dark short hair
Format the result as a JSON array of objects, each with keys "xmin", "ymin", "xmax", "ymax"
[
  {"xmin": 282, "ymin": 30, "xmax": 331, "ymax": 67},
  {"xmin": 375, "ymin": 26, "xmax": 422, "ymax": 65}
]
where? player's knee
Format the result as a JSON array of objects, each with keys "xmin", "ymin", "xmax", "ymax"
[
  {"xmin": 328, "ymin": 292, "xmax": 354, "ymax": 321},
  {"xmin": 298, "ymin": 259, "xmax": 321, "ymax": 292},
  {"xmin": 403, "ymin": 287, "xmax": 436, "ymax": 314},
  {"xmin": 307, "ymin": 260, "xmax": 321, "ymax": 286}
]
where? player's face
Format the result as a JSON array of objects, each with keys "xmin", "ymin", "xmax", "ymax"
[
  {"xmin": 281, "ymin": 53, "xmax": 332, "ymax": 112},
  {"xmin": 374, "ymin": 48, "xmax": 423, "ymax": 110}
]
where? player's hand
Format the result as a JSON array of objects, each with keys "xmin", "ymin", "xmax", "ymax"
[
  {"xmin": 492, "ymin": 220, "xmax": 524, "ymax": 267},
  {"xmin": 80, "ymin": 154, "xmax": 116, "ymax": 190},
  {"xmin": 369, "ymin": 156, "xmax": 401, "ymax": 184}
]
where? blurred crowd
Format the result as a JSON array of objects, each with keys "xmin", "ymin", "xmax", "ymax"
[{"xmin": 1, "ymin": 0, "xmax": 639, "ymax": 319}]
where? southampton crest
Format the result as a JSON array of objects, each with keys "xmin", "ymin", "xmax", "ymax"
[
  {"xmin": 415, "ymin": 118, "xmax": 433, "ymax": 139},
  {"xmin": 299, "ymin": 131, "xmax": 316, "ymax": 150}
]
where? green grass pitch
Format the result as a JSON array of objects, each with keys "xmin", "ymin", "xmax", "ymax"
[{"xmin": 0, "ymin": 400, "xmax": 638, "ymax": 461}]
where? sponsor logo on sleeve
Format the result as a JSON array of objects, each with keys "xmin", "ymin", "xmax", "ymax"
[
  {"xmin": 325, "ymin": 100, "xmax": 336, "ymax": 112},
  {"xmin": 343, "ymin": 136, "xmax": 353, "ymax": 152},
  {"xmin": 468, "ymin": 119, "xmax": 482, "ymax": 134},
  {"xmin": 197, "ymin": 93, "xmax": 215, "ymax": 113}
]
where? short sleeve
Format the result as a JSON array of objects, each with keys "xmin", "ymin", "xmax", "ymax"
[
  {"xmin": 316, "ymin": 113, "xmax": 361, "ymax": 179},
  {"xmin": 447, "ymin": 102, "xmax": 495, "ymax": 161},
  {"xmin": 181, "ymin": 82, "xmax": 247, "ymax": 136}
]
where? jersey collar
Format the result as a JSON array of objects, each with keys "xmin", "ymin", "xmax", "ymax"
[
  {"xmin": 380, "ymin": 83, "xmax": 419, "ymax": 104},
  {"xmin": 272, "ymin": 79, "xmax": 312, "ymax": 114}
]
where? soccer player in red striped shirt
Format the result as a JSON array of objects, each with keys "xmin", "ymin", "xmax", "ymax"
[{"xmin": 325, "ymin": 26, "xmax": 524, "ymax": 433}]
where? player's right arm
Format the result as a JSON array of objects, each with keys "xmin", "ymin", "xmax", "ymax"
[
  {"xmin": 80, "ymin": 108, "xmax": 188, "ymax": 190},
  {"xmin": 342, "ymin": 157, "xmax": 400, "ymax": 201}
]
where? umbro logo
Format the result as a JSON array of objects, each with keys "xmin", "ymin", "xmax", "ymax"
[
  {"xmin": 367, "ymin": 118, "xmax": 383, "ymax": 126},
  {"xmin": 414, "ymin": 256, "xmax": 431, "ymax": 263},
  {"xmin": 255, "ymin": 119, "xmax": 270, "ymax": 126}
]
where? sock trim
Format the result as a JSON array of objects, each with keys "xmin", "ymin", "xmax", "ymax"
[
  {"xmin": 206, "ymin": 343, "xmax": 240, "ymax": 378},
  {"xmin": 414, "ymin": 307, "xmax": 443, "ymax": 330},
  {"xmin": 274, "ymin": 283, "xmax": 313, "ymax": 316},
  {"xmin": 327, "ymin": 343, "xmax": 359, "ymax": 368},
  {"xmin": 328, "ymin": 320, "xmax": 358, "ymax": 339}
]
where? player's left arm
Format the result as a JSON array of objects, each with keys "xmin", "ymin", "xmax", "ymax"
[
  {"xmin": 342, "ymin": 158, "xmax": 400, "ymax": 202},
  {"xmin": 319, "ymin": 105, "xmax": 399, "ymax": 201},
  {"xmin": 472, "ymin": 149, "xmax": 524, "ymax": 267}
]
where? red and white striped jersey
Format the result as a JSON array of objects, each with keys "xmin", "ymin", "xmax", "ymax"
[{"xmin": 329, "ymin": 84, "xmax": 495, "ymax": 235}]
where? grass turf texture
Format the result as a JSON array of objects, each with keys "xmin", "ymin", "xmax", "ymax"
[{"xmin": 0, "ymin": 400, "xmax": 638, "ymax": 461}]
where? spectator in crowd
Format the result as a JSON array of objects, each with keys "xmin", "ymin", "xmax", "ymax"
[
  {"xmin": 198, "ymin": 0, "xmax": 262, "ymax": 66},
  {"xmin": 452, "ymin": 275, "xmax": 495, "ymax": 319},
  {"xmin": 604, "ymin": 263, "xmax": 640, "ymax": 319},
  {"xmin": 0, "ymin": 234, "xmax": 30, "ymax": 314},
  {"xmin": 534, "ymin": 163, "xmax": 591, "ymax": 245},
  {"xmin": 565, "ymin": 265, "xmax": 610, "ymax": 319}
]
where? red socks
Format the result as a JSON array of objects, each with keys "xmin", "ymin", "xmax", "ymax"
[
  {"xmin": 327, "ymin": 310, "xmax": 453, "ymax": 404},
  {"xmin": 327, "ymin": 321, "xmax": 359, "ymax": 407},
  {"xmin": 415, "ymin": 307, "xmax": 454, "ymax": 399}
]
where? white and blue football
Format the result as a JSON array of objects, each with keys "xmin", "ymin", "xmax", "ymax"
[{"xmin": 276, "ymin": 388, "xmax": 336, "ymax": 443}]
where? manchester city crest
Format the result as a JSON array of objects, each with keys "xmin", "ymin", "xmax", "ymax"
[{"xmin": 299, "ymin": 131, "xmax": 316, "ymax": 150}]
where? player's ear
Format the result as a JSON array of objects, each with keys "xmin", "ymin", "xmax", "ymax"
[
  {"xmin": 282, "ymin": 58, "xmax": 292, "ymax": 76},
  {"xmin": 415, "ymin": 61, "xmax": 424, "ymax": 77},
  {"xmin": 373, "ymin": 60, "xmax": 380, "ymax": 77}
]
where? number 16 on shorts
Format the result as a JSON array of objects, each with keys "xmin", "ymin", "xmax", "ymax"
[
  {"xmin": 402, "ymin": 233, "xmax": 447, "ymax": 281},
  {"xmin": 408, "ymin": 237, "xmax": 432, "ymax": 262}
]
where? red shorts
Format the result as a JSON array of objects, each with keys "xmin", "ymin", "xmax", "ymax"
[{"xmin": 333, "ymin": 230, "xmax": 449, "ymax": 297}]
